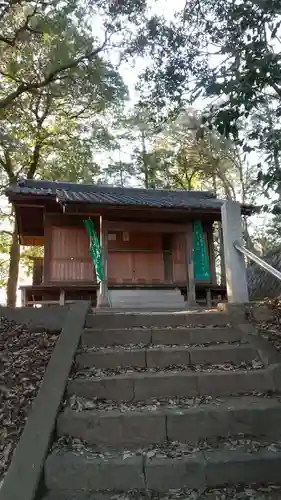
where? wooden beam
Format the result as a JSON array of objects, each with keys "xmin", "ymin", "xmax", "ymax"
[
  {"xmin": 106, "ymin": 221, "xmax": 187, "ymax": 233},
  {"xmin": 63, "ymin": 202, "xmax": 221, "ymax": 218},
  {"xmin": 44, "ymin": 213, "xmax": 100, "ymax": 227},
  {"xmin": 21, "ymin": 236, "xmax": 44, "ymax": 246},
  {"xmin": 16, "ymin": 204, "xmax": 45, "ymax": 208},
  {"xmin": 46, "ymin": 211, "xmax": 100, "ymax": 217}
]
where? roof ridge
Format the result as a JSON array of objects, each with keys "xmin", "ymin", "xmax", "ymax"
[{"xmin": 18, "ymin": 179, "xmax": 216, "ymax": 199}]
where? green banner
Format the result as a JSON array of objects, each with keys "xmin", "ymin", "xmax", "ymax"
[
  {"xmin": 193, "ymin": 220, "xmax": 210, "ymax": 281},
  {"xmin": 83, "ymin": 219, "xmax": 104, "ymax": 283}
]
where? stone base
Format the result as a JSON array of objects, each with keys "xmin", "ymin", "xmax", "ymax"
[
  {"xmin": 186, "ymin": 300, "xmax": 198, "ymax": 308},
  {"xmin": 217, "ymin": 302, "xmax": 246, "ymax": 320},
  {"xmin": 96, "ymin": 291, "xmax": 111, "ymax": 309},
  {"xmin": 218, "ymin": 301, "xmax": 275, "ymax": 323}
]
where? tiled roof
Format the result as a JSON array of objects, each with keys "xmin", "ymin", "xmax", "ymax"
[
  {"xmin": 55, "ymin": 187, "xmax": 223, "ymax": 210},
  {"xmin": 7, "ymin": 179, "xmax": 252, "ymax": 213},
  {"xmin": 7, "ymin": 179, "xmax": 223, "ymax": 210}
]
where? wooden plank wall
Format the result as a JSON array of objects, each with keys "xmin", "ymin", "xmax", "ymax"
[
  {"xmin": 43, "ymin": 216, "xmax": 216, "ymax": 285},
  {"xmin": 48, "ymin": 226, "xmax": 95, "ymax": 282},
  {"xmin": 44, "ymin": 214, "xmax": 99, "ymax": 282}
]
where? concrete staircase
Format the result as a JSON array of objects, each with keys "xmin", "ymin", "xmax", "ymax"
[
  {"xmin": 109, "ymin": 289, "xmax": 186, "ymax": 309},
  {"xmin": 43, "ymin": 310, "xmax": 281, "ymax": 498}
]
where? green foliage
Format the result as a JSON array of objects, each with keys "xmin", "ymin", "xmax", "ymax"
[
  {"xmin": 137, "ymin": 0, "xmax": 281, "ymax": 125},
  {"xmin": 0, "ymin": 227, "xmax": 12, "ymax": 288},
  {"xmin": 0, "ymin": 0, "xmax": 147, "ymax": 304},
  {"xmin": 103, "ymin": 161, "xmax": 137, "ymax": 186},
  {"xmin": 264, "ymin": 214, "xmax": 281, "ymax": 250},
  {"xmin": 132, "ymin": 0, "xmax": 281, "ymax": 199},
  {"xmin": 109, "ymin": 107, "xmax": 251, "ymax": 203},
  {"xmin": 0, "ymin": 0, "xmax": 145, "ymax": 111},
  {"xmin": 20, "ymin": 246, "xmax": 43, "ymax": 276}
]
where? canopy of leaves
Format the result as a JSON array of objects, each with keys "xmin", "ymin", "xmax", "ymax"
[
  {"xmin": 0, "ymin": 0, "xmax": 136, "ymax": 185},
  {"xmin": 135, "ymin": 1, "xmax": 281, "ymax": 126},
  {"xmin": 0, "ymin": 0, "xmax": 147, "ymax": 112},
  {"xmin": 132, "ymin": 0, "xmax": 281, "ymax": 199},
  {"xmin": 0, "ymin": 0, "xmax": 149, "ymax": 304}
]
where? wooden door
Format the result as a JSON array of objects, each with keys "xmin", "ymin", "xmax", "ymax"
[
  {"xmin": 108, "ymin": 252, "xmax": 134, "ymax": 284},
  {"xmin": 49, "ymin": 226, "xmax": 95, "ymax": 282},
  {"xmin": 133, "ymin": 252, "xmax": 164, "ymax": 283},
  {"xmin": 107, "ymin": 231, "xmax": 164, "ymax": 284}
]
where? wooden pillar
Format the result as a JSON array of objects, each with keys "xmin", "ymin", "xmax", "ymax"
[
  {"xmin": 207, "ymin": 223, "xmax": 217, "ymax": 285},
  {"xmin": 97, "ymin": 216, "xmax": 111, "ymax": 308},
  {"xmin": 43, "ymin": 213, "xmax": 51, "ymax": 283},
  {"xmin": 186, "ymin": 222, "xmax": 196, "ymax": 306}
]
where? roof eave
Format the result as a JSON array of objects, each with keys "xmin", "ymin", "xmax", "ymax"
[
  {"xmin": 7, "ymin": 192, "xmax": 56, "ymax": 204},
  {"xmin": 60, "ymin": 200, "xmax": 223, "ymax": 214}
]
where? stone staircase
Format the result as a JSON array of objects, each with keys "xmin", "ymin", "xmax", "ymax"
[
  {"xmin": 109, "ymin": 289, "xmax": 186, "ymax": 310},
  {"xmin": 43, "ymin": 310, "xmax": 281, "ymax": 498}
]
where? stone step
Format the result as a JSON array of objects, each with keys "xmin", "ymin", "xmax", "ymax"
[
  {"xmin": 85, "ymin": 311, "xmax": 232, "ymax": 330},
  {"xmin": 75, "ymin": 344, "xmax": 258, "ymax": 370},
  {"xmin": 110, "ymin": 289, "xmax": 186, "ymax": 309},
  {"xmin": 57, "ymin": 396, "xmax": 281, "ymax": 448},
  {"xmin": 45, "ymin": 443, "xmax": 281, "ymax": 492},
  {"xmin": 67, "ymin": 368, "xmax": 273, "ymax": 401},
  {"xmin": 41, "ymin": 487, "xmax": 281, "ymax": 500},
  {"xmin": 82, "ymin": 327, "xmax": 243, "ymax": 348}
]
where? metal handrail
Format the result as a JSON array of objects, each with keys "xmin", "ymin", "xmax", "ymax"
[{"xmin": 234, "ymin": 240, "xmax": 281, "ymax": 281}]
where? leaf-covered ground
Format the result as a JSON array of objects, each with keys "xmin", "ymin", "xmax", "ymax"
[
  {"xmin": 251, "ymin": 298, "xmax": 281, "ymax": 352},
  {"xmin": 0, "ymin": 317, "xmax": 58, "ymax": 482}
]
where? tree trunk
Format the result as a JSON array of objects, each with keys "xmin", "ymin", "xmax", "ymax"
[
  {"xmin": 141, "ymin": 130, "xmax": 149, "ymax": 188},
  {"xmin": 6, "ymin": 218, "xmax": 20, "ymax": 308},
  {"xmin": 4, "ymin": 137, "xmax": 42, "ymax": 308}
]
